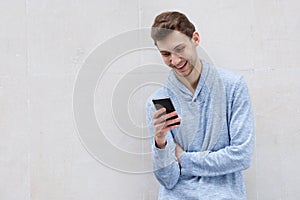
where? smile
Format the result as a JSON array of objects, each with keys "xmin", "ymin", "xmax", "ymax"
[{"xmin": 174, "ymin": 61, "xmax": 188, "ymax": 71}]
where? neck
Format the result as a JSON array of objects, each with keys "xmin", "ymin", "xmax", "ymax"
[{"xmin": 176, "ymin": 59, "xmax": 202, "ymax": 93}]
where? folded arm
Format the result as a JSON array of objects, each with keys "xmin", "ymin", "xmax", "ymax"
[{"xmin": 180, "ymin": 77, "xmax": 255, "ymax": 177}]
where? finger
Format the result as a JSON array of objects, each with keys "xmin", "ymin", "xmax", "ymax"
[
  {"xmin": 153, "ymin": 108, "xmax": 166, "ymax": 119},
  {"xmin": 165, "ymin": 117, "xmax": 181, "ymax": 127},
  {"xmin": 154, "ymin": 122, "xmax": 165, "ymax": 133},
  {"xmin": 162, "ymin": 124, "xmax": 180, "ymax": 133},
  {"xmin": 154, "ymin": 123, "xmax": 179, "ymax": 139},
  {"xmin": 154, "ymin": 119, "xmax": 170, "ymax": 135},
  {"xmin": 153, "ymin": 116, "xmax": 168, "ymax": 126},
  {"xmin": 156, "ymin": 111, "xmax": 178, "ymax": 125},
  {"xmin": 164, "ymin": 111, "xmax": 179, "ymax": 120},
  {"xmin": 155, "ymin": 116, "xmax": 181, "ymax": 132},
  {"xmin": 153, "ymin": 112, "xmax": 174, "ymax": 126}
]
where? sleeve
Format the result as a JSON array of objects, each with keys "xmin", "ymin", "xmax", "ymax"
[
  {"xmin": 146, "ymin": 99, "xmax": 181, "ymax": 189},
  {"xmin": 180, "ymin": 77, "xmax": 255, "ymax": 177}
]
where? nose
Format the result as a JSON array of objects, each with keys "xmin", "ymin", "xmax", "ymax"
[{"xmin": 170, "ymin": 53, "xmax": 181, "ymax": 66}]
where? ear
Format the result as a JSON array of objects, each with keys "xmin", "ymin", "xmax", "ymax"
[{"xmin": 192, "ymin": 32, "xmax": 200, "ymax": 46}]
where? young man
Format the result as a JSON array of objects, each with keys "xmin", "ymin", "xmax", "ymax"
[{"xmin": 146, "ymin": 11, "xmax": 255, "ymax": 199}]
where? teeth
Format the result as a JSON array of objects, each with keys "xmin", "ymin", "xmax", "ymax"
[{"xmin": 176, "ymin": 61, "xmax": 186, "ymax": 69}]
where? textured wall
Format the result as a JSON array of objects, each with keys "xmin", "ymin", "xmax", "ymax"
[{"xmin": 0, "ymin": 0, "xmax": 299, "ymax": 199}]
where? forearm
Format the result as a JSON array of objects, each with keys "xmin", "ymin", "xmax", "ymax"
[
  {"xmin": 180, "ymin": 137, "xmax": 254, "ymax": 177},
  {"xmin": 180, "ymin": 108, "xmax": 254, "ymax": 177},
  {"xmin": 152, "ymin": 134, "xmax": 180, "ymax": 189},
  {"xmin": 154, "ymin": 161, "xmax": 180, "ymax": 189}
]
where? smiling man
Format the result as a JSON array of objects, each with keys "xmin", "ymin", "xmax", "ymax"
[
  {"xmin": 145, "ymin": 11, "xmax": 255, "ymax": 199},
  {"xmin": 157, "ymin": 30, "xmax": 201, "ymax": 94}
]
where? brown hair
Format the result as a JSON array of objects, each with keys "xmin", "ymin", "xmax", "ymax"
[{"xmin": 151, "ymin": 11, "xmax": 196, "ymax": 45}]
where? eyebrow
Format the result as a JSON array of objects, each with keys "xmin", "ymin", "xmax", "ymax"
[
  {"xmin": 159, "ymin": 43, "xmax": 184, "ymax": 52},
  {"xmin": 173, "ymin": 43, "xmax": 184, "ymax": 50}
]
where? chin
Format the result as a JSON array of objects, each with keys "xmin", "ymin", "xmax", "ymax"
[
  {"xmin": 175, "ymin": 70, "xmax": 191, "ymax": 77},
  {"xmin": 181, "ymin": 67, "xmax": 194, "ymax": 77}
]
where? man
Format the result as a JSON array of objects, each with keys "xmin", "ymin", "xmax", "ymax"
[{"xmin": 145, "ymin": 11, "xmax": 255, "ymax": 199}]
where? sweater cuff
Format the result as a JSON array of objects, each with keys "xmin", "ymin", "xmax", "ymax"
[
  {"xmin": 180, "ymin": 151, "xmax": 210, "ymax": 176},
  {"xmin": 152, "ymin": 137, "xmax": 176, "ymax": 171}
]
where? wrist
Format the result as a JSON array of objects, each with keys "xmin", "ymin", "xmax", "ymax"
[{"xmin": 155, "ymin": 136, "xmax": 167, "ymax": 149}]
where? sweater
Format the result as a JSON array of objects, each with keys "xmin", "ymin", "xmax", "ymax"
[{"xmin": 145, "ymin": 60, "xmax": 255, "ymax": 200}]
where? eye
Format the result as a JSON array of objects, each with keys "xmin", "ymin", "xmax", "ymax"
[
  {"xmin": 175, "ymin": 46, "xmax": 184, "ymax": 53},
  {"xmin": 160, "ymin": 51, "xmax": 170, "ymax": 57}
]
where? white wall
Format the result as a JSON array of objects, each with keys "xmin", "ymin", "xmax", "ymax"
[{"xmin": 1, "ymin": 0, "xmax": 299, "ymax": 199}]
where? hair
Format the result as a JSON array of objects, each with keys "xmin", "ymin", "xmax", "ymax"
[{"xmin": 151, "ymin": 11, "xmax": 196, "ymax": 45}]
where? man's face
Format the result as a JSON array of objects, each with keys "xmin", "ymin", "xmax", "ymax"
[{"xmin": 156, "ymin": 31, "xmax": 199, "ymax": 77}]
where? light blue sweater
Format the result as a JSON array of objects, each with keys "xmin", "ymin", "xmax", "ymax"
[{"xmin": 146, "ymin": 60, "xmax": 255, "ymax": 199}]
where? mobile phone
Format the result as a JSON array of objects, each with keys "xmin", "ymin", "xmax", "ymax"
[{"xmin": 152, "ymin": 98, "xmax": 180, "ymax": 126}]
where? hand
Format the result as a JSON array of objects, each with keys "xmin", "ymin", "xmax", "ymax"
[
  {"xmin": 175, "ymin": 143, "xmax": 184, "ymax": 165},
  {"xmin": 153, "ymin": 108, "xmax": 181, "ymax": 149}
]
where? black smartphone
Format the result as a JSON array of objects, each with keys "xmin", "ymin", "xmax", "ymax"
[{"xmin": 152, "ymin": 98, "xmax": 180, "ymax": 126}]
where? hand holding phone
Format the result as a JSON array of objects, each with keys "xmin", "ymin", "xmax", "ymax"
[
  {"xmin": 152, "ymin": 98, "xmax": 181, "ymax": 127},
  {"xmin": 152, "ymin": 98, "xmax": 181, "ymax": 148}
]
